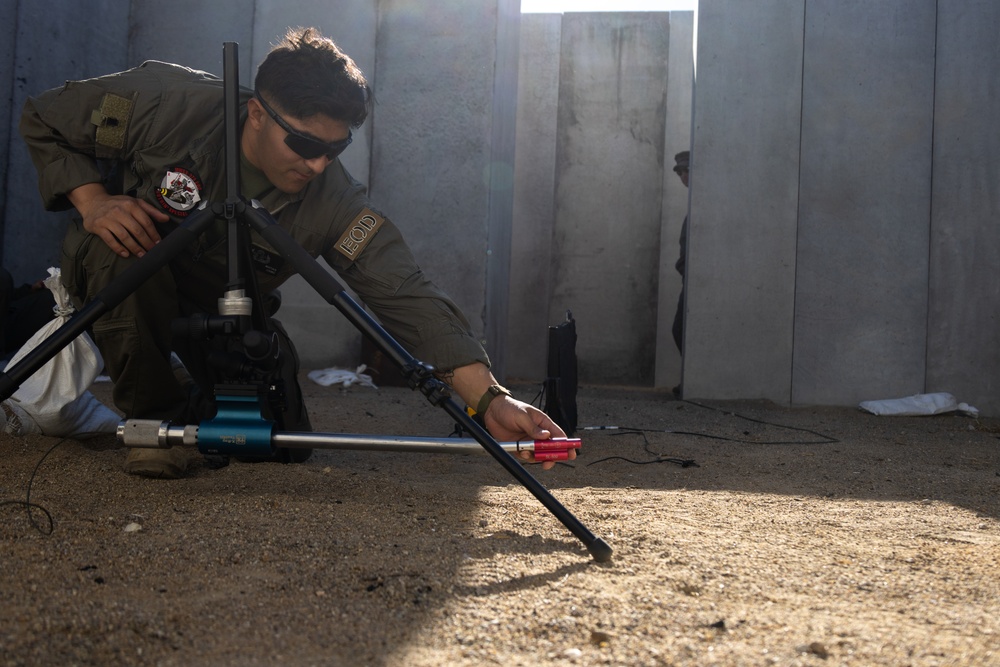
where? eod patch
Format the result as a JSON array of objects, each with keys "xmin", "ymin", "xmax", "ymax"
[{"xmin": 335, "ymin": 208, "xmax": 385, "ymax": 261}]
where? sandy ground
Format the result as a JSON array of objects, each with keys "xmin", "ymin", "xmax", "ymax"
[{"xmin": 2, "ymin": 376, "xmax": 999, "ymax": 666}]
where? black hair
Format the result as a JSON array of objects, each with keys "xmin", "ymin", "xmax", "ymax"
[{"xmin": 255, "ymin": 27, "xmax": 373, "ymax": 128}]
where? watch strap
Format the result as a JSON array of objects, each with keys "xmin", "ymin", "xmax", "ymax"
[{"xmin": 476, "ymin": 384, "xmax": 512, "ymax": 415}]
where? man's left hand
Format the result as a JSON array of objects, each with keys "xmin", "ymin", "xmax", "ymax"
[{"xmin": 483, "ymin": 396, "xmax": 572, "ymax": 470}]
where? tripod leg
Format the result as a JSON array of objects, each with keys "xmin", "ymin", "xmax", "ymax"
[
  {"xmin": 241, "ymin": 202, "xmax": 613, "ymax": 562},
  {"xmin": 441, "ymin": 397, "xmax": 612, "ymax": 562}
]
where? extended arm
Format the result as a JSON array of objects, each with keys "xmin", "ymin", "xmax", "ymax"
[{"xmin": 445, "ymin": 361, "xmax": 570, "ymax": 470}]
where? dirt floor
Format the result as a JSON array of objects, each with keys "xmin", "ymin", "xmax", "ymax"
[{"xmin": 2, "ymin": 375, "xmax": 999, "ymax": 666}]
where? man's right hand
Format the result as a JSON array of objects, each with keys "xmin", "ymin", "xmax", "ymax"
[{"xmin": 68, "ymin": 183, "xmax": 168, "ymax": 258}]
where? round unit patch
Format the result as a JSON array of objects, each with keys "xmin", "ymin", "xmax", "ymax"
[{"xmin": 156, "ymin": 168, "xmax": 203, "ymax": 216}]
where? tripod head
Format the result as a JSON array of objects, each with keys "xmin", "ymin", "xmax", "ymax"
[{"xmin": 173, "ymin": 44, "xmax": 282, "ymax": 401}]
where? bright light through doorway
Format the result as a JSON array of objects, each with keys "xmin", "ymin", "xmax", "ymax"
[{"xmin": 521, "ymin": 0, "xmax": 697, "ymax": 12}]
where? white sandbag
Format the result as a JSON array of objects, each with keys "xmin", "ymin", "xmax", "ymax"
[
  {"xmin": 2, "ymin": 268, "xmax": 121, "ymax": 438},
  {"xmin": 307, "ymin": 364, "xmax": 378, "ymax": 389},
  {"xmin": 859, "ymin": 392, "xmax": 979, "ymax": 418}
]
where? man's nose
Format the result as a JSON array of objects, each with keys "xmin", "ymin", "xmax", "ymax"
[{"xmin": 303, "ymin": 155, "xmax": 331, "ymax": 173}]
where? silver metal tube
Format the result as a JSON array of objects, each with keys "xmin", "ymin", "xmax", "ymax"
[
  {"xmin": 271, "ymin": 432, "xmax": 529, "ymax": 455},
  {"xmin": 116, "ymin": 420, "xmax": 200, "ymax": 448},
  {"xmin": 117, "ymin": 419, "xmax": 529, "ymax": 455}
]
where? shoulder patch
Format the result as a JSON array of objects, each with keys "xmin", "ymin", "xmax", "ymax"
[
  {"xmin": 91, "ymin": 92, "xmax": 135, "ymax": 150},
  {"xmin": 156, "ymin": 167, "xmax": 203, "ymax": 216},
  {"xmin": 335, "ymin": 208, "xmax": 386, "ymax": 261}
]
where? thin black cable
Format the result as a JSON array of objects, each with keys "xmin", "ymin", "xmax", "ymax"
[
  {"xmin": 0, "ymin": 437, "xmax": 69, "ymax": 535},
  {"xmin": 1, "ymin": 431, "xmax": 110, "ymax": 535},
  {"xmin": 579, "ymin": 400, "xmax": 838, "ymax": 468},
  {"xmin": 579, "ymin": 403, "xmax": 838, "ymax": 446},
  {"xmin": 677, "ymin": 398, "xmax": 840, "ymax": 445},
  {"xmin": 585, "ymin": 428, "xmax": 698, "ymax": 468},
  {"xmin": 532, "ymin": 377, "xmax": 838, "ymax": 446}
]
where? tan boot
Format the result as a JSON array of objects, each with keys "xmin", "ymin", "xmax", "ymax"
[{"xmin": 124, "ymin": 447, "xmax": 192, "ymax": 479}]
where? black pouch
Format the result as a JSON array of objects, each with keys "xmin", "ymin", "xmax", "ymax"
[{"xmin": 542, "ymin": 311, "xmax": 578, "ymax": 436}]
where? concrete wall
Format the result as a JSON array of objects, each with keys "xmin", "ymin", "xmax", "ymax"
[
  {"xmin": 793, "ymin": 0, "xmax": 936, "ymax": 405},
  {"xmin": 0, "ymin": 0, "xmax": 18, "ymax": 258},
  {"xmin": 550, "ymin": 12, "xmax": 670, "ymax": 385},
  {"xmin": 683, "ymin": 0, "xmax": 804, "ymax": 402},
  {"xmin": 508, "ymin": 14, "xmax": 562, "ymax": 380},
  {"xmin": 686, "ymin": 0, "xmax": 1000, "ymax": 414},
  {"xmin": 369, "ymin": 0, "xmax": 519, "ymax": 378},
  {"xmin": 506, "ymin": 11, "xmax": 694, "ymax": 388},
  {"xmin": 926, "ymin": 0, "xmax": 1000, "ymax": 413}
]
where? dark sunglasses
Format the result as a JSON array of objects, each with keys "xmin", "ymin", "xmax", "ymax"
[{"xmin": 254, "ymin": 91, "xmax": 353, "ymax": 160}]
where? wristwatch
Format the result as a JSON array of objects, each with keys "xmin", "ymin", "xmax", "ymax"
[{"xmin": 476, "ymin": 384, "xmax": 513, "ymax": 416}]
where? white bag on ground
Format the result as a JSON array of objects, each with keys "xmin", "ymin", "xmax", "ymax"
[
  {"xmin": 307, "ymin": 364, "xmax": 378, "ymax": 389},
  {"xmin": 2, "ymin": 268, "xmax": 121, "ymax": 438},
  {"xmin": 859, "ymin": 392, "xmax": 979, "ymax": 418}
]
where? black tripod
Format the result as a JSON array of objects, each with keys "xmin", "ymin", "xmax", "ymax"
[{"xmin": 0, "ymin": 43, "xmax": 611, "ymax": 563}]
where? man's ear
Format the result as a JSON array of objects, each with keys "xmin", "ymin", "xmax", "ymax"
[{"xmin": 246, "ymin": 96, "xmax": 265, "ymax": 131}]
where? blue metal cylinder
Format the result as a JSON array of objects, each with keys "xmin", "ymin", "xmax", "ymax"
[{"xmin": 198, "ymin": 390, "xmax": 275, "ymax": 457}]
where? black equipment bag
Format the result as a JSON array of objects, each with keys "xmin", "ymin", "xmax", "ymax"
[{"xmin": 543, "ymin": 311, "xmax": 578, "ymax": 436}]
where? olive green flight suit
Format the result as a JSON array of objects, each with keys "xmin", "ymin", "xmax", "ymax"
[{"xmin": 20, "ymin": 61, "xmax": 488, "ymax": 424}]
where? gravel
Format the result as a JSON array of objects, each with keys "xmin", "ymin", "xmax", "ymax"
[{"xmin": 2, "ymin": 378, "xmax": 999, "ymax": 666}]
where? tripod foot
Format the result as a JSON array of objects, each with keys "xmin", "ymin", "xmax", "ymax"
[{"xmin": 587, "ymin": 538, "xmax": 614, "ymax": 563}]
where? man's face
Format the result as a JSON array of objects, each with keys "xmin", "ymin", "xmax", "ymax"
[
  {"xmin": 245, "ymin": 96, "xmax": 352, "ymax": 194},
  {"xmin": 676, "ymin": 168, "xmax": 689, "ymax": 188}
]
